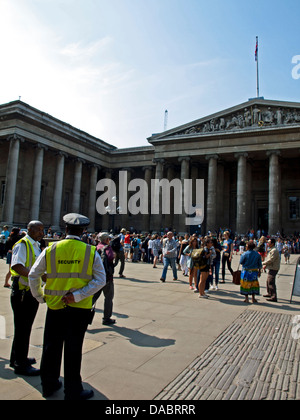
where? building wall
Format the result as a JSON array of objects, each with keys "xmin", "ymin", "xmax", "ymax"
[{"xmin": 1, "ymin": 99, "xmax": 300, "ymax": 235}]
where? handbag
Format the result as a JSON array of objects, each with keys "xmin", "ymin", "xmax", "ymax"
[{"xmin": 232, "ymin": 265, "xmax": 241, "ymax": 285}]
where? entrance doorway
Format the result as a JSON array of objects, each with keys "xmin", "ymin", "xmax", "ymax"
[{"xmin": 257, "ymin": 208, "xmax": 269, "ymax": 234}]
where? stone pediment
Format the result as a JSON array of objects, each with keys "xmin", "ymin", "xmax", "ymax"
[{"xmin": 149, "ymin": 99, "xmax": 300, "ymax": 142}]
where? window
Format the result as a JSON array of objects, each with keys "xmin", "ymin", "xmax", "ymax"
[{"xmin": 289, "ymin": 197, "xmax": 300, "ymax": 220}]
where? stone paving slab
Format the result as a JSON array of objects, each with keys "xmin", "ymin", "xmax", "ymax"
[{"xmin": 155, "ymin": 310, "xmax": 300, "ymax": 400}]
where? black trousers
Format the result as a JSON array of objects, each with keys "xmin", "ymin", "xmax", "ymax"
[
  {"xmin": 93, "ymin": 281, "xmax": 114, "ymax": 321},
  {"xmin": 40, "ymin": 306, "xmax": 90, "ymax": 399},
  {"xmin": 114, "ymin": 250, "xmax": 125, "ymax": 275},
  {"xmin": 10, "ymin": 288, "xmax": 39, "ymax": 368},
  {"xmin": 267, "ymin": 269, "xmax": 278, "ymax": 299},
  {"xmin": 221, "ymin": 253, "xmax": 234, "ymax": 281}
]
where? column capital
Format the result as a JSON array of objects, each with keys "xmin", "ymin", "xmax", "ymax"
[
  {"xmin": 34, "ymin": 143, "xmax": 48, "ymax": 151},
  {"xmin": 178, "ymin": 156, "xmax": 191, "ymax": 163},
  {"xmin": 234, "ymin": 152, "xmax": 249, "ymax": 159},
  {"xmin": 205, "ymin": 154, "xmax": 219, "ymax": 161},
  {"xmin": 73, "ymin": 157, "xmax": 85, "ymax": 164},
  {"xmin": 266, "ymin": 150, "xmax": 281, "ymax": 157},
  {"xmin": 7, "ymin": 134, "xmax": 25, "ymax": 143},
  {"xmin": 142, "ymin": 165, "xmax": 154, "ymax": 172},
  {"xmin": 153, "ymin": 158, "xmax": 165, "ymax": 165},
  {"xmin": 89, "ymin": 163, "xmax": 101, "ymax": 170},
  {"xmin": 56, "ymin": 151, "xmax": 68, "ymax": 159}
]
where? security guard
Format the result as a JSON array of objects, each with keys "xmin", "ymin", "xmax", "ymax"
[
  {"xmin": 29, "ymin": 213, "xmax": 106, "ymax": 400},
  {"xmin": 10, "ymin": 220, "xmax": 44, "ymax": 376}
]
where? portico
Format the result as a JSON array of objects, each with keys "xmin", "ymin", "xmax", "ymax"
[{"xmin": 0, "ymin": 98, "xmax": 299, "ymax": 235}]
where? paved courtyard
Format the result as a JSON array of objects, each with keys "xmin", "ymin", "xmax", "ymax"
[{"xmin": 0, "ymin": 254, "xmax": 300, "ymax": 400}]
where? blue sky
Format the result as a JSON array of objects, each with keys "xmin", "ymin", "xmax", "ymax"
[{"xmin": 1, "ymin": 0, "xmax": 300, "ymax": 148}]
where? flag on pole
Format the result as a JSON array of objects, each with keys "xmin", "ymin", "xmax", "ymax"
[{"xmin": 255, "ymin": 37, "xmax": 258, "ymax": 62}]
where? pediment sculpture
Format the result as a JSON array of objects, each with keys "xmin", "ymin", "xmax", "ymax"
[{"xmin": 173, "ymin": 105, "xmax": 300, "ymax": 136}]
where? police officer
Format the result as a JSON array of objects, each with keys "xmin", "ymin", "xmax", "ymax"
[
  {"xmin": 29, "ymin": 213, "xmax": 106, "ymax": 400},
  {"xmin": 10, "ymin": 220, "xmax": 44, "ymax": 376}
]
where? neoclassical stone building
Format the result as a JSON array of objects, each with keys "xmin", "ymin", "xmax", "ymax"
[{"xmin": 0, "ymin": 98, "xmax": 300, "ymax": 235}]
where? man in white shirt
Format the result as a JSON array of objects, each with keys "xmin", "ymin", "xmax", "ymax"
[
  {"xmin": 10, "ymin": 220, "xmax": 44, "ymax": 376},
  {"xmin": 29, "ymin": 213, "xmax": 106, "ymax": 400}
]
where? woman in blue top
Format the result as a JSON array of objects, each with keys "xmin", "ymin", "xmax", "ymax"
[{"xmin": 240, "ymin": 240, "xmax": 262, "ymax": 304}]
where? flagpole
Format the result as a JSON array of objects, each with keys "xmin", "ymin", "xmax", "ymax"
[{"xmin": 256, "ymin": 36, "xmax": 260, "ymax": 98}]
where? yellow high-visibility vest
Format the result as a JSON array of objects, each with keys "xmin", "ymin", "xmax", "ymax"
[
  {"xmin": 44, "ymin": 239, "xmax": 95, "ymax": 310},
  {"xmin": 10, "ymin": 237, "xmax": 36, "ymax": 291}
]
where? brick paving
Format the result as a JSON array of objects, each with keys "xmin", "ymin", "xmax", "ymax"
[{"xmin": 156, "ymin": 310, "xmax": 300, "ymax": 400}]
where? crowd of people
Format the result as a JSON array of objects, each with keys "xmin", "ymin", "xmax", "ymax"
[
  {"xmin": 2, "ymin": 225, "xmax": 299, "ymax": 295},
  {"xmin": 0, "ymin": 218, "xmax": 298, "ymax": 400},
  {"xmin": 38, "ymin": 226, "xmax": 297, "ymax": 304}
]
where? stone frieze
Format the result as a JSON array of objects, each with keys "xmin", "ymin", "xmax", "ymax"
[{"xmin": 173, "ymin": 105, "xmax": 300, "ymax": 136}]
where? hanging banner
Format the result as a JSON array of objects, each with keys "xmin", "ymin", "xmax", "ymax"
[{"xmin": 290, "ymin": 258, "xmax": 300, "ymax": 303}]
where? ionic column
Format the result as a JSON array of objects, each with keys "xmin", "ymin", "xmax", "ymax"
[
  {"xmin": 122, "ymin": 168, "xmax": 133, "ymax": 231},
  {"xmin": 235, "ymin": 153, "xmax": 249, "ymax": 234},
  {"xmin": 206, "ymin": 155, "xmax": 219, "ymax": 232},
  {"xmin": 30, "ymin": 144, "xmax": 47, "ymax": 220},
  {"xmin": 100, "ymin": 169, "xmax": 113, "ymax": 231},
  {"xmin": 72, "ymin": 158, "xmax": 84, "ymax": 213},
  {"xmin": 165, "ymin": 164, "xmax": 175, "ymax": 230},
  {"xmin": 2, "ymin": 135, "xmax": 24, "ymax": 225},
  {"xmin": 267, "ymin": 150, "xmax": 281, "ymax": 235},
  {"xmin": 151, "ymin": 159, "xmax": 165, "ymax": 232},
  {"xmin": 142, "ymin": 166, "xmax": 153, "ymax": 232},
  {"xmin": 178, "ymin": 157, "xmax": 190, "ymax": 233},
  {"xmin": 51, "ymin": 152, "xmax": 66, "ymax": 231},
  {"xmin": 88, "ymin": 165, "xmax": 99, "ymax": 232}
]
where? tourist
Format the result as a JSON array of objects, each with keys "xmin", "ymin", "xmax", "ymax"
[
  {"xmin": 0, "ymin": 225, "xmax": 9, "ymax": 258},
  {"xmin": 131, "ymin": 234, "xmax": 141, "ymax": 262},
  {"xmin": 183, "ymin": 237, "xmax": 199, "ymax": 290},
  {"xmin": 240, "ymin": 240, "xmax": 262, "ymax": 304},
  {"xmin": 282, "ymin": 240, "xmax": 291, "ymax": 264},
  {"xmin": 94, "ymin": 232, "xmax": 116, "ymax": 325},
  {"xmin": 257, "ymin": 236, "xmax": 267, "ymax": 263},
  {"xmin": 221, "ymin": 231, "xmax": 234, "ymax": 283},
  {"xmin": 276, "ymin": 238, "xmax": 284, "ymax": 259},
  {"xmin": 179, "ymin": 234, "xmax": 189, "ymax": 276},
  {"xmin": 147, "ymin": 234, "xmax": 154, "ymax": 264},
  {"xmin": 152, "ymin": 234, "xmax": 162, "ymax": 268},
  {"xmin": 209, "ymin": 238, "xmax": 221, "ymax": 291},
  {"xmin": 263, "ymin": 238, "xmax": 281, "ymax": 302},
  {"xmin": 198, "ymin": 238, "xmax": 213, "ymax": 299},
  {"xmin": 160, "ymin": 232, "xmax": 178, "ymax": 283},
  {"xmin": 124, "ymin": 231, "xmax": 131, "ymax": 261},
  {"xmin": 4, "ymin": 227, "xmax": 22, "ymax": 288},
  {"xmin": 114, "ymin": 228, "xmax": 126, "ymax": 277}
]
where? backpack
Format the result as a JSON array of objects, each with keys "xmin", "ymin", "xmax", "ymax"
[
  {"xmin": 92, "ymin": 245, "xmax": 114, "ymax": 307},
  {"xmin": 98, "ymin": 245, "xmax": 114, "ymax": 278},
  {"xmin": 132, "ymin": 238, "xmax": 138, "ymax": 248},
  {"xmin": 191, "ymin": 248, "xmax": 207, "ymax": 270},
  {"xmin": 111, "ymin": 236, "xmax": 121, "ymax": 252}
]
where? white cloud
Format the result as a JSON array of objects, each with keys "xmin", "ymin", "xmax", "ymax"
[{"xmin": 59, "ymin": 37, "xmax": 113, "ymax": 59}]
